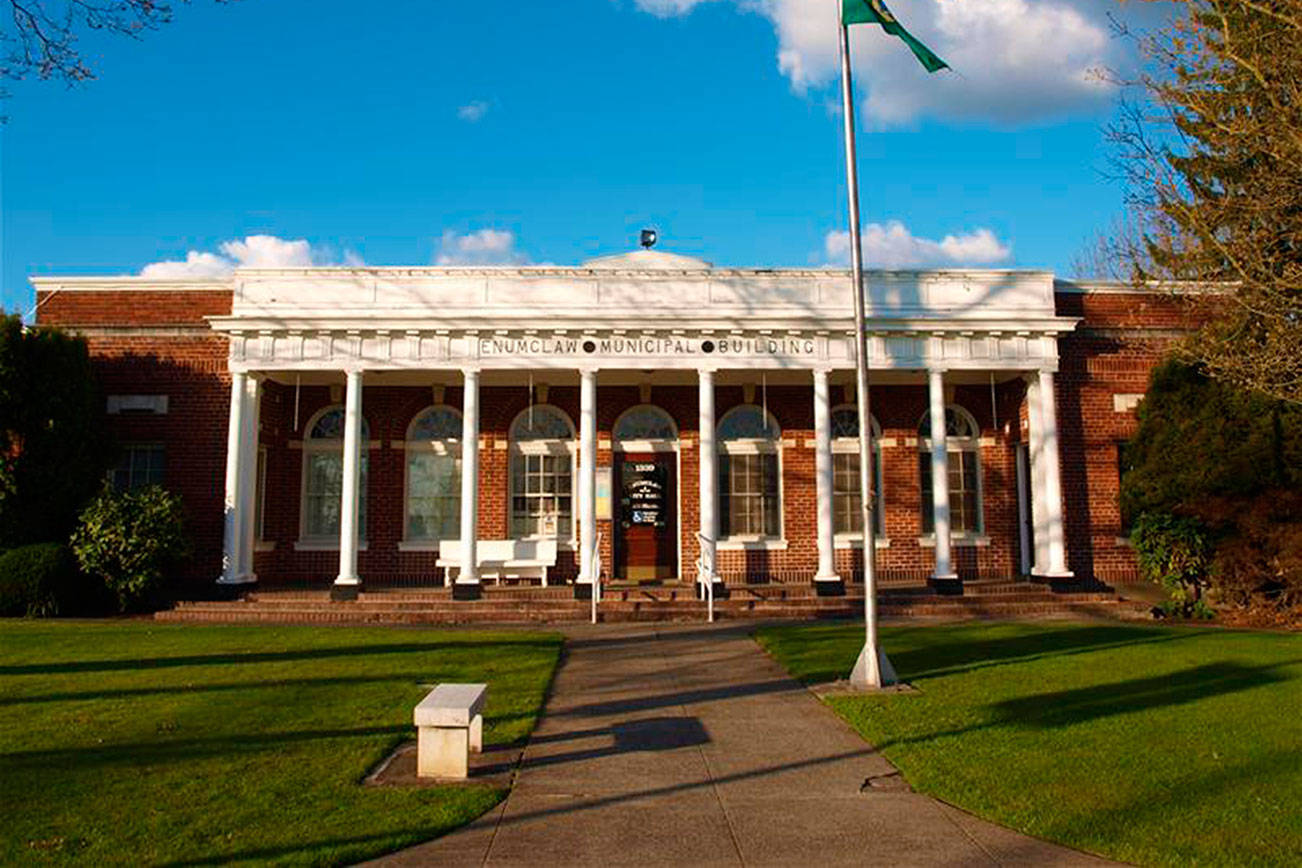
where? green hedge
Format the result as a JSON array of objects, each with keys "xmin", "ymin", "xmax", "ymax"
[{"xmin": 0, "ymin": 543, "xmax": 86, "ymax": 617}]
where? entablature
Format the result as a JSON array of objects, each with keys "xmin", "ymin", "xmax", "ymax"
[{"xmin": 217, "ymin": 322, "xmax": 1076, "ymax": 373}]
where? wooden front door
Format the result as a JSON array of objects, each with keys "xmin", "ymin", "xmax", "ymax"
[{"xmin": 615, "ymin": 452, "xmax": 678, "ymax": 581}]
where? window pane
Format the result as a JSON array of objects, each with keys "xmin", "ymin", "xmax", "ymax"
[
  {"xmin": 304, "ymin": 450, "xmax": 368, "ymax": 540},
  {"xmin": 407, "ymin": 453, "xmax": 461, "ymax": 540}
]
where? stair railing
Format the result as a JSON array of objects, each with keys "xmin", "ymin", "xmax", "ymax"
[
  {"xmin": 590, "ymin": 531, "xmax": 603, "ymax": 625},
  {"xmin": 696, "ymin": 531, "xmax": 715, "ymax": 624}
]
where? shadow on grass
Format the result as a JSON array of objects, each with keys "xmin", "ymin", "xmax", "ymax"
[
  {"xmin": 0, "ymin": 674, "xmax": 436, "ymax": 707},
  {"xmin": 887, "ymin": 624, "xmax": 1196, "ymax": 680},
  {"xmin": 769, "ymin": 624, "xmax": 1203, "ymax": 686},
  {"xmin": 0, "ymin": 639, "xmax": 560, "ymax": 677},
  {"xmin": 856, "ymin": 659, "xmax": 1300, "ymax": 756},
  {"xmin": 3, "ymin": 723, "xmax": 413, "ymax": 769}
]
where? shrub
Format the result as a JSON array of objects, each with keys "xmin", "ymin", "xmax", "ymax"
[
  {"xmin": 71, "ymin": 486, "xmax": 189, "ymax": 612},
  {"xmin": 1130, "ymin": 512, "xmax": 1214, "ymax": 619},
  {"xmin": 1122, "ymin": 360, "xmax": 1302, "ymax": 618},
  {"xmin": 1200, "ymin": 492, "xmax": 1302, "ymax": 615},
  {"xmin": 0, "ymin": 543, "xmax": 80, "ymax": 617}
]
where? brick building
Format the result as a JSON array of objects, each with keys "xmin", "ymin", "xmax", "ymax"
[{"xmin": 32, "ymin": 249, "xmax": 1179, "ymax": 600}]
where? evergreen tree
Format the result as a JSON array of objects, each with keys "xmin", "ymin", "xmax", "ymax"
[
  {"xmin": 0, "ymin": 314, "xmax": 112, "ymax": 547},
  {"xmin": 1115, "ymin": 1, "xmax": 1302, "ymax": 404}
]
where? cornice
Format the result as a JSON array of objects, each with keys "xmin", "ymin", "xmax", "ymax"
[{"xmin": 207, "ymin": 315, "xmax": 1082, "ymax": 336}]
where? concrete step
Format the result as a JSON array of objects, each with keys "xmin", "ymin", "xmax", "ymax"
[{"xmin": 158, "ymin": 592, "xmax": 1147, "ymax": 625}]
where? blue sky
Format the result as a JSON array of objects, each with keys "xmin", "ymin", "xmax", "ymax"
[{"xmin": 0, "ymin": 0, "xmax": 1165, "ymax": 313}]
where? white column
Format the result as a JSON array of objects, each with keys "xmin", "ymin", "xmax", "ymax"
[
  {"xmin": 813, "ymin": 369, "xmax": 839, "ymax": 584},
  {"xmin": 577, "ymin": 368, "xmax": 598, "ymax": 588},
  {"xmin": 1036, "ymin": 368, "xmax": 1073, "ymax": 577},
  {"xmin": 334, "ymin": 369, "xmax": 363, "ymax": 591},
  {"xmin": 697, "ymin": 368, "xmax": 718, "ymax": 588},
  {"xmin": 237, "ymin": 375, "xmax": 262, "ymax": 583},
  {"xmin": 219, "ymin": 370, "xmax": 250, "ymax": 586},
  {"xmin": 928, "ymin": 368, "xmax": 957, "ymax": 580},
  {"xmin": 457, "ymin": 368, "xmax": 481, "ymax": 594},
  {"xmin": 1025, "ymin": 375, "xmax": 1050, "ymax": 573}
]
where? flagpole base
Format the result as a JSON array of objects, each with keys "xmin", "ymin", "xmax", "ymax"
[{"xmin": 849, "ymin": 644, "xmax": 898, "ymax": 689}]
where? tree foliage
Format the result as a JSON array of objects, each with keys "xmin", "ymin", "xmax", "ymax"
[
  {"xmin": 1122, "ymin": 358, "xmax": 1302, "ymax": 616},
  {"xmin": 71, "ymin": 484, "xmax": 189, "ymax": 611},
  {"xmin": 1110, "ymin": 0, "xmax": 1302, "ymax": 404},
  {"xmin": 1, "ymin": 0, "xmax": 228, "ymax": 83},
  {"xmin": 1121, "ymin": 359, "xmax": 1302, "ymax": 519},
  {"xmin": 0, "ymin": 314, "xmax": 113, "ymax": 548}
]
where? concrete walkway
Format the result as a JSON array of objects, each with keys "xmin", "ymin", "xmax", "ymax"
[{"xmin": 372, "ymin": 622, "xmax": 1118, "ymax": 867}]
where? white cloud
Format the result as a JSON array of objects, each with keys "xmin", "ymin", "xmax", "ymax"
[
  {"xmin": 140, "ymin": 234, "xmax": 349, "ymax": 277},
  {"xmin": 139, "ymin": 251, "xmax": 234, "ymax": 279},
  {"xmin": 457, "ymin": 100, "xmax": 491, "ymax": 122},
  {"xmin": 824, "ymin": 221, "xmax": 1011, "ymax": 268},
  {"xmin": 633, "ymin": 0, "xmax": 718, "ymax": 16},
  {"xmin": 217, "ymin": 235, "xmax": 314, "ymax": 268},
  {"xmin": 632, "ymin": 0, "xmax": 1131, "ymax": 125},
  {"xmin": 435, "ymin": 229, "xmax": 530, "ymax": 266}
]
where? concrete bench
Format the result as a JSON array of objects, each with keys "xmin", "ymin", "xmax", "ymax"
[
  {"xmin": 436, "ymin": 539, "xmax": 559, "ymax": 587},
  {"xmin": 414, "ymin": 682, "xmax": 487, "ymax": 779}
]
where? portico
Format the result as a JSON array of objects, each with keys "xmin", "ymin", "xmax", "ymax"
[{"xmin": 210, "ymin": 251, "xmax": 1078, "ymax": 597}]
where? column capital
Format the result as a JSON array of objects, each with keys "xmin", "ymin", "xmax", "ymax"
[
  {"xmin": 811, "ymin": 366, "xmax": 834, "ymax": 379},
  {"xmin": 461, "ymin": 365, "xmax": 482, "ymax": 377},
  {"xmin": 698, "ymin": 365, "xmax": 719, "ymax": 378}
]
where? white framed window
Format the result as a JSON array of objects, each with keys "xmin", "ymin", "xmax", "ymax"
[
  {"xmin": 830, "ymin": 407, "xmax": 885, "ymax": 537},
  {"xmin": 918, "ymin": 405, "xmax": 983, "ymax": 535},
  {"xmin": 405, "ymin": 406, "xmax": 462, "ymax": 542},
  {"xmin": 111, "ymin": 443, "xmax": 165, "ymax": 490},
  {"xmin": 300, "ymin": 406, "xmax": 369, "ymax": 543},
  {"xmin": 509, "ymin": 405, "xmax": 575, "ymax": 539},
  {"xmin": 718, "ymin": 405, "xmax": 782, "ymax": 539}
]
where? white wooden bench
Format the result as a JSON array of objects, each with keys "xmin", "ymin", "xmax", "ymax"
[
  {"xmin": 414, "ymin": 682, "xmax": 487, "ymax": 779},
  {"xmin": 436, "ymin": 539, "xmax": 559, "ymax": 587}
]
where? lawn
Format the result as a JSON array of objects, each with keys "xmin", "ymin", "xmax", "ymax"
[
  {"xmin": 757, "ymin": 621, "xmax": 1302, "ymax": 867},
  {"xmin": 0, "ymin": 620, "xmax": 562, "ymax": 866}
]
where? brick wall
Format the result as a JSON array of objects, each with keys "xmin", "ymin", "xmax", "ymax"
[{"xmin": 35, "ymin": 283, "xmax": 1190, "ymax": 592}]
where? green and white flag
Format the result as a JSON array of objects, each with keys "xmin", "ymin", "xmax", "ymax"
[{"xmin": 842, "ymin": 0, "xmax": 949, "ymax": 73}]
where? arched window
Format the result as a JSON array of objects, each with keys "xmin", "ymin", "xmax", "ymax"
[
  {"xmin": 717, "ymin": 405, "xmax": 782, "ymax": 539},
  {"xmin": 918, "ymin": 406, "xmax": 982, "ymax": 535},
  {"xmin": 301, "ymin": 406, "xmax": 369, "ymax": 542},
  {"xmin": 830, "ymin": 407, "xmax": 885, "ymax": 537},
  {"xmin": 405, "ymin": 406, "xmax": 462, "ymax": 542},
  {"xmin": 613, "ymin": 405, "xmax": 677, "ymax": 445},
  {"xmin": 510, "ymin": 405, "xmax": 575, "ymax": 538}
]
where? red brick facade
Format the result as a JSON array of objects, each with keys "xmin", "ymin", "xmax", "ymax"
[{"xmin": 35, "ymin": 282, "xmax": 1186, "ymax": 592}]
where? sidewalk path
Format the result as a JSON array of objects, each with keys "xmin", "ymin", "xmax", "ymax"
[{"xmin": 371, "ymin": 622, "xmax": 1118, "ymax": 867}]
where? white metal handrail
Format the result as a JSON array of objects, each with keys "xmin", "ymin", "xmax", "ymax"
[
  {"xmin": 696, "ymin": 531, "xmax": 715, "ymax": 623},
  {"xmin": 590, "ymin": 532, "xmax": 603, "ymax": 625}
]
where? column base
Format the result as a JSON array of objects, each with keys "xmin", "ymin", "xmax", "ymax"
[
  {"xmin": 813, "ymin": 577, "xmax": 846, "ymax": 597},
  {"xmin": 452, "ymin": 582, "xmax": 482, "ymax": 601},
  {"xmin": 331, "ymin": 581, "xmax": 360, "ymax": 602},
  {"xmin": 696, "ymin": 581, "xmax": 729, "ymax": 601},
  {"xmin": 214, "ymin": 577, "xmax": 258, "ymax": 600},
  {"xmin": 928, "ymin": 575, "xmax": 963, "ymax": 596},
  {"xmin": 1031, "ymin": 569, "xmax": 1076, "ymax": 580}
]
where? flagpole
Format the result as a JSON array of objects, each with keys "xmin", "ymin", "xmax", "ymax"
[{"xmin": 839, "ymin": 10, "xmax": 896, "ymax": 689}]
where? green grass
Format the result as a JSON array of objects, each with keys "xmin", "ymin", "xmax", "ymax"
[
  {"xmin": 757, "ymin": 621, "xmax": 1302, "ymax": 867},
  {"xmin": 0, "ymin": 620, "xmax": 562, "ymax": 867}
]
